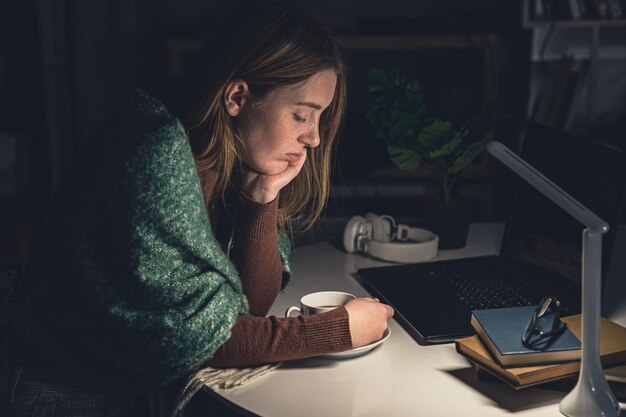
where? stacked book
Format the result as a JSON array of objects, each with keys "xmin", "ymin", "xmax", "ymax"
[{"xmin": 455, "ymin": 307, "xmax": 626, "ymax": 399}]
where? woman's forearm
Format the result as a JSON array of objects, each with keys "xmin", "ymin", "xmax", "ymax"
[{"xmin": 206, "ymin": 308, "xmax": 352, "ymax": 368}]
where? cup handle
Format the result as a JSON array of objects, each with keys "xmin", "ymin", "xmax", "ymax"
[{"xmin": 285, "ymin": 306, "xmax": 301, "ymax": 317}]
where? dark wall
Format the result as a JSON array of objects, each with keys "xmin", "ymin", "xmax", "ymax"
[
  {"xmin": 1, "ymin": 0, "xmax": 532, "ymax": 227},
  {"xmin": 0, "ymin": 1, "xmax": 47, "ymax": 224}
]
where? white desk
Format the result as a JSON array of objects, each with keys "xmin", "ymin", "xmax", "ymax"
[{"xmin": 211, "ymin": 223, "xmax": 626, "ymax": 417}]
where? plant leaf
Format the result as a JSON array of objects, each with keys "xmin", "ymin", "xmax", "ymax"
[
  {"xmin": 387, "ymin": 144, "xmax": 421, "ymax": 171},
  {"xmin": 428, "ymin": 129, "xmax": 468, "ymax": 159},
  {"xmin": 449, "ymin": 139, "xmax": 487, "ymax": 175},
  {"xmin": 417, "ymin": 119, "xmax": 457, "ymax": 151},
  {"xmin": 366, "ymin": 67, "xmax": 430, "ymax": 154},
  {"xmin": 365, "ymin": 68, "xmax": 392, "ymax": 92}
]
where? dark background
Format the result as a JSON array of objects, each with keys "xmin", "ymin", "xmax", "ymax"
[{"xmin": 1, "ymin": 0, "xmax": 626, "ymax": 254}]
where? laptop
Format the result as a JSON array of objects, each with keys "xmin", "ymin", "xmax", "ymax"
[{"xmin": 355, "ymin": 122, "xmax": 626, "ymax": 344}]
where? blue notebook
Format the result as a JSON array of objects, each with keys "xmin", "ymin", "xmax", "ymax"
[{"xmin": 471, "ymin": 306, "xmax": 581, "ymax": 367}]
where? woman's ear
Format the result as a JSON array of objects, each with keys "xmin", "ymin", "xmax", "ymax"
[{"xmin": 223, "ymin": 80, "xmax": 250, "ymax": 116}]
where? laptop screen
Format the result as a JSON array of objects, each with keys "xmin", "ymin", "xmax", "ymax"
[{"xmin": 500, "ymin": 123, "xmax": 626, "ymax": 288}]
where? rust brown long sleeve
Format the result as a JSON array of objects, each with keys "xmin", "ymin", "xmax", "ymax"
[
  {"xmin": 203, "ymin": 175, "xmax": 352, "ymax": 368},
  {"xmin": 208, "ymin": 308, "xmax": 352, "ymax": 367},
  {"xmin": 228, "ymin": 193, "xmax": 284, "ymax": 317}
]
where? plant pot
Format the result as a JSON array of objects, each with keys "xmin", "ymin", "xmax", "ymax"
[{"xmin": 423, "ymin": 199, "xmax": 473, "ymax": 250}]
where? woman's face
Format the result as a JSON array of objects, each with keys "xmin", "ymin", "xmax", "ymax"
[{"xmin": 233, "ymin": 70, "xmax": 337, "ymax": 176}]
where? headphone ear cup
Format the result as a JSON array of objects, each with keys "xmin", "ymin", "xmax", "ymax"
[
  {"xmin": 365, "ymin": 213, "xmax": 392, "ymax": 242},
  {"xmin": 343, "ymin": 216, "xmax": 366, "ymax": 253}
]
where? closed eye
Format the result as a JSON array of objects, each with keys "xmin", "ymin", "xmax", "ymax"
[{"xmin": 293, "ymin": 114, "xmax": 307, "ymax": 123}]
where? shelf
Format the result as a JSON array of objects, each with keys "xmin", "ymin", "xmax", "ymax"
[
  {"xmin": 521, "ymin": 0, "xmax": 626, "ymax": 30},
  {"xmin": 368, "ymin": 158, "xmax": 494, "ymax": 181},
  {"xmin": 338, "ymin": 34, "xmax": 497, "ymax": 50},
  {"xmin": 522, "ymin": 0, "xmax": 626, "ymax": 128},
  {"xmin": 523, "ymin": 19, "xmax": 626, "ymax": 29},
  {"xmin": 530, "ymin": 46, "xmax": 626, "ymax": 61}
]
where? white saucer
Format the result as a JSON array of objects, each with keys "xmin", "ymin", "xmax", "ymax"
[{"xmin": 318, "ymin": 328, "xmax": 391, "ymax": 359}]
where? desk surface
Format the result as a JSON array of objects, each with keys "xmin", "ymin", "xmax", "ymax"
[{"xmin": 211, "ymin": 223, "xmax": 626, "ymax": 417}]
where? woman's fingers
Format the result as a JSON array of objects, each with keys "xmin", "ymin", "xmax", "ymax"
[
  {"xmin": 344, "ymin": 298, "xmax": 394, "ymax": 348},
  {"xmin": 241, "ymin": 149, "xmax": 307, "ymax": 204},
  {"xmin": 359, "ymin": 297, "xmax": 393, "ymax": 316}
]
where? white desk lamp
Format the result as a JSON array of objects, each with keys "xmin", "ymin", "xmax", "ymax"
[{"xmin": 486, "ymin": 141, "xmax": 620, "ymax": 417}]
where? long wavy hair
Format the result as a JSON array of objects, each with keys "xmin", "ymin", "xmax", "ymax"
[{"xmin": 184, "ymin": 3, "xmax": 347, "ymax": 232}]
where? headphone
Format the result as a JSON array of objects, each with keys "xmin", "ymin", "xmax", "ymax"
[{"xmin": 343, "ymin": 213, "xmax": 439, "ymax": 263}]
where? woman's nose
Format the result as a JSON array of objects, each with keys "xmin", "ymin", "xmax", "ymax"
[{"xmin": 300, "ymin": 124, "xmax": 320, "ymax": 148}]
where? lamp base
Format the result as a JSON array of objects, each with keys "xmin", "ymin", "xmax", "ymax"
[{"xmin": 559, "ymin": 362, "xmax": 620, "ymax": 417}]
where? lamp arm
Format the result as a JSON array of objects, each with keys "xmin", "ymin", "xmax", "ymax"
[{"xmin": 486, "ymin": 140, "xmax": 619, "ymax": 417}]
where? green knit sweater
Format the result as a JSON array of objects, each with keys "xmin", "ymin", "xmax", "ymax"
[{"xmin": 8, "ymin": 87, "xmax": 290, "ymax": 393}]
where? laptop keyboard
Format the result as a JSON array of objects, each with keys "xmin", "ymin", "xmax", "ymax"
[{"xmin": 425, "ymin": 259, "xmax": 539, "ymax": 312}]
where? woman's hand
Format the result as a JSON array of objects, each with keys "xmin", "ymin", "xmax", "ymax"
[
  {"xmin": 241, "ymin": 150, "xmax": 307, "ymax": 204},
  {"xmin": 343, "ymin": 297, "xmax": 394, "ymax": 348}
]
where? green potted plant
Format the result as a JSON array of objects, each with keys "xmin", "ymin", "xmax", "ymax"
[{"xmin": 366, "ymin": 67, "xmax": 493, "ymax": 248}]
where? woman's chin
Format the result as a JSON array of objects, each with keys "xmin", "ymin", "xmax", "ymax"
[{"xmin": 249, "ymin": 162, "xmax": 289, "ymax": 176}]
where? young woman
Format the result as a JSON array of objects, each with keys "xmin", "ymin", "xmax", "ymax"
[{"xmin": 2, "ymin": 3, "xmax": 393, "ymax": 416}]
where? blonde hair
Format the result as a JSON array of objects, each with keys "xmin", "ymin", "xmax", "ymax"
[{"xmin": 185, "ymin": 4, "xmax": 347, "ymax": 232}]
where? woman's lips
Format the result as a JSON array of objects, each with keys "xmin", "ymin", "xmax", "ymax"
[{"xmin": 286, "ymin": 152, "xmax": 303, "ymax": 162}]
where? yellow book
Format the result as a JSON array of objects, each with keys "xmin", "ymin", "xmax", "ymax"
[{"xmin": 455, "ymin": 315, "xmax": 626, "ymax": 389}]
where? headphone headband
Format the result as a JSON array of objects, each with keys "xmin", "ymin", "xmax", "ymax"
[{"xmin": 343, "ymin": 214, "xmax": 438, "ymax": 263}]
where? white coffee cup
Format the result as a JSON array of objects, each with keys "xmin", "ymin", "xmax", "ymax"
[{"xmin": 285, "ymin": 291, "xmax": 356, "ymax": 317}]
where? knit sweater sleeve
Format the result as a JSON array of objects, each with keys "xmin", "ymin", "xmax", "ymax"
[{"xmin": 8, "ymin": 87, "xmax": 247, "ymax": 392}]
